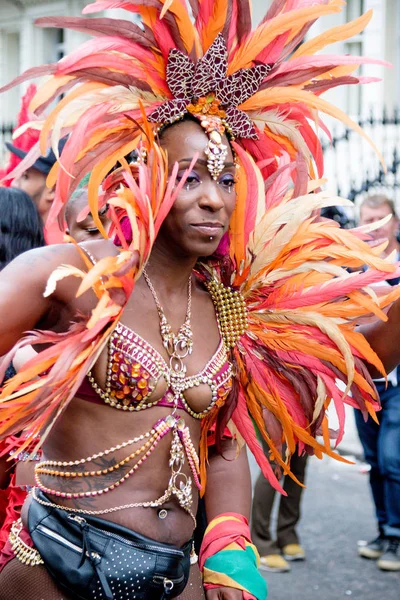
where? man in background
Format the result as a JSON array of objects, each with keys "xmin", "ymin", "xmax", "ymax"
[
  {"xmin": 7, "ymin": 139, "xmax": 66, "ymax": 225},
  {"xmin": 251, "ymin": 442, "xmax": 307, "ymax": 572},
  {"xmin": 356, "ymin": 194, "xmax": 400, "ymax": 571}
]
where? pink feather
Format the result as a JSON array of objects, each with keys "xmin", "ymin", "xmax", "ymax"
[
  {"xmin": 261, "ymin": 267, "xmax": 400, "ymax": 311},
  {"xmin": 231, "ymin": 142, "xmax": 259, "ymax": 248},
  {"xmin": 232, "ymin": 388, "xmax": 286, "ymax": 494},
  {"xmin": 265, "ymin": 154, "xmax": 294, "ymax": 210},
  {"xmin": 35, "ymin": 16, "xmax": 156, "ymax": 47},
  {"xmin": 320, "ymin": 374, "xmax": 346, "ymax": 446},
  {"xmin": 0, "ymin": 64, "xmax": 56, "ymax": 94},
  {"xmin": 256, "ymin": 31, "xmax": 290, "ymax": 64}
]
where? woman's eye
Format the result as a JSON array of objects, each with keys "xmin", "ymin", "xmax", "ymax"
[
  {"xmin": 98, "ymin": 203, "xmax": 109, "ymax": 216},
  {"xmin": 177, "ymin": 171, "xmax": 201, "ymax": 189},
  {"xmin": 218, "ymin": 174, "xmax": 236, "ymax": 191}
]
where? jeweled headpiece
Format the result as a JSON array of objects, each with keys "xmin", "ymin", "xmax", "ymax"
[
  {"xmin": 147, "ymin": 34, "xmax": 270, "ymax": 177},
  {"xmin": 0, "ymin": 1, "xmax": 382, "ymax": 215}
]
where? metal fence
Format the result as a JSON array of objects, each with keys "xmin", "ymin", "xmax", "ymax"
[
  {"xmin": 2, "ymin": 108, "xmax": 399, "ymax": 207},
  {"xmin": 322, "ymin": 107, "xmax": 400, "ymax": 210},
  {"xmin": 0, "ymin": 122, "xmax": 14, "ymax": 166}
]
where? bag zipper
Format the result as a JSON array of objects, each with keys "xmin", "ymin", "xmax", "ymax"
[
  {"xmin": 68, "ymin": 515, "xmax": 185, "ymax": 557},
  {"xmin": 153, "ymin": 574, "xmax": 185, "ymax": 586},
  {"xmin": 37, "ymin": 519, "xmax": 185, "ymax": 594},
  {"xmin": 36, "ymin": 524, "xmax": 83, "ymax": 554}
]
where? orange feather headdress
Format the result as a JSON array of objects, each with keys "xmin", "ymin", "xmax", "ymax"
[
  {"xmin": 1, "ymin": 0, "xmax": 399, "ymax": 493},
  {"xmin": 0, "ymin": 0, "xmax": 385, "ymax": 212}
]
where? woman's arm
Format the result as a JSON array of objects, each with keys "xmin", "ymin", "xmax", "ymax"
[
  {"xmin": 359, "ymin": 298, "xmax": 400, "ymax": 377},
  {"xmin": 0, "ymin": 238, "xmax": 119, "ymax": 357},
  {"xmin": 203, "ymin": 440, "xmax": 253, "ymax": 600},
  {"xmin": 0, "ymin": 246, "xmax": 63, "ymax": 356},
  {"xmin": 0, "ymin": 242, "xmax": 96, "ymax": 356},
  {"xmin": 205, "ymin": 439, "xmax": 252, "ymax": 522}
]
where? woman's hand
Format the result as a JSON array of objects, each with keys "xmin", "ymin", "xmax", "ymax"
[{"xmin": 206, "ymin": 588, "xmax": 244, "ymax": 599}]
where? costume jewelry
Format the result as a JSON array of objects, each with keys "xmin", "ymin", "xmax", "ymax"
[
  {"xmin": 1, "ymin": 3, "xmax": 400, "ymax": 597},
  {"xmin": 0, "ymin": 0, "xmax": 398, "ymax": 496}
]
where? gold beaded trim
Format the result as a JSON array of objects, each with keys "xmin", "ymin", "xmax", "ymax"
[
  {"xmin": 9, "ymin": 519, "xmax": 44, "ymax": 566},
  {"xmin": 206, "ymin": 278, "xmax": 248, "ymax": 348}
]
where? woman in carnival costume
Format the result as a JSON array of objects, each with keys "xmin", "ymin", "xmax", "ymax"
[{"xmin": 1, "ymin": 1, "xmax": 400, "ymax": 598}]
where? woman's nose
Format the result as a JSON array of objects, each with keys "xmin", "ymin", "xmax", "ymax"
[{"xmin": 198, "ymin": 181, "xmax": 225, "ymax": 211}]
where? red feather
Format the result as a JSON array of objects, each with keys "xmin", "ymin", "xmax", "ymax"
[{"xmin": 232, "ymin": 388, "xmax": 286, "ymax": 494}]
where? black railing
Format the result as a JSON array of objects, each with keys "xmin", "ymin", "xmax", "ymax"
[
  {"xmin": 322, "ymin": 106, "xmax": 400, "ymax": 206},
  {"xmin": 2, "ymin": 108, "xmax": 399, "ymax": 206}
]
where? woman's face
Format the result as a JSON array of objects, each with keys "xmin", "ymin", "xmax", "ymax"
[{"xmin": 157, "ymin": 119, "xmax": 237, "ymax": 258}]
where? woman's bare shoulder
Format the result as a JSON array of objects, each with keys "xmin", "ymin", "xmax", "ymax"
[
  {"xmin": 5, "ymin": 239, "xmax": 117, "ymax": 274},
  {"xmin": 0, "ymin": 240, "xmax": 118, "ymax": 354},
  {"xmin": 0, "ymin": 239, "xmax": 118, "ymax": 309},
  {"xmin": 77, "ymin": 239, "xmax": 119, "ymax": 263}
]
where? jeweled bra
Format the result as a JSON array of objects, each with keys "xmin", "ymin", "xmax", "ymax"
[{"xmin": 87, "ymin": 322, "xmax": 233, "ymax": 419}]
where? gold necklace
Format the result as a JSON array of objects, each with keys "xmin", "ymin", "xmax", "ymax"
[{"xmin": 143, "ymin": 268, "xmax": 193, "ymax": 379}]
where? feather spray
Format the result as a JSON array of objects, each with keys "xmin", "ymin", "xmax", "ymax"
[{"xmin": 1, "ymin": 0, "xmax": 399, "ymax": 492}]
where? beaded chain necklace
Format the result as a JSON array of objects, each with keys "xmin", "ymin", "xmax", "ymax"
[{"xmin": 142, "ymin": 267, "xmax": 193, "ymax": 381}]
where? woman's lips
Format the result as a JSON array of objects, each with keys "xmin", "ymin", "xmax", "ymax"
[{"xmin": 191, "ymin": 223, "xmax": 224, "ymax": 235}]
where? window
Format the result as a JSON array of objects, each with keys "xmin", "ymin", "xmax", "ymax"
[
  {"xmin": 346, "ymin": 0, "xmax": 364, "ymax": 22},
  {"xmin": 43, "ymin": 28, "xmax": 65, "ymax": 63},
  {"xmin": 56, "ymin": 28, "xmax": 65, "ymax": 61},
  {"xmin": 344, "ymin": 0, "xmax": 364, "ymax": 116}
]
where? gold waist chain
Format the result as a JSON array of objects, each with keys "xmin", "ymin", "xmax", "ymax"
[{"xmin": 33, "ymin": 414, "xmax": 199, "ymax": 526}]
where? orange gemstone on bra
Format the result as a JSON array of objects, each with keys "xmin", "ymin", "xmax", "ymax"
[
  {"xmin": 119, "ymin": 373, "xmax": 126, "ymax": 385},
  {"xmin": 123, "ymin": 385, "xmax": 131, "ymax": 395},
  {"xmin": 116, "ymin": 391, "xmax": 125, "ymax": 400},
  {"xmin": 138, "ymin": 378, "xmax": 148, "ymax": 390},
  {"xmin": 114, "ymin": 352, "xmax": 122, "ymax": 361},
  {"xmin": 131, "ymin": 368, "xmax": 141, "ymax": 378},
  {"xmin": 112, "ymin": 363, "xmax": 119, "ymax": 373},
  {"xmin": 136, "ymin": 393, "xmax": 143, "ymax": 401}
]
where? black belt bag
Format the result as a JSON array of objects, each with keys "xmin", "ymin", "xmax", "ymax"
[{"xmin": 28, "ymin": 490, "xmax": 191, "ymax": 600}]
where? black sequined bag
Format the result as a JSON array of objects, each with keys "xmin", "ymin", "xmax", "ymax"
[{"xmin": 28, "ymin": 490, "xmax": 192, "ymax": 600}]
